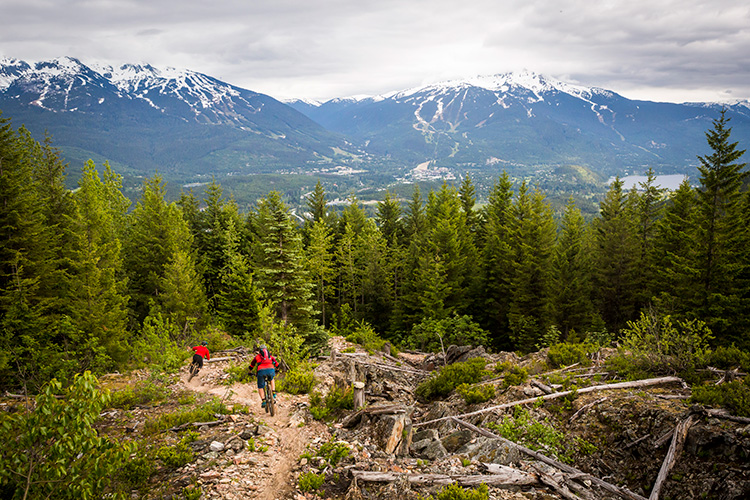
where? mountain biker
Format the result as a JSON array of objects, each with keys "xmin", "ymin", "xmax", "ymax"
[
  {"xmin": 248, "ymin": 345, "xmax": 279, "ymax": 408},
  {"xmin": 191, "ymin": 340, "xmax": 210, "ymax": 371}
]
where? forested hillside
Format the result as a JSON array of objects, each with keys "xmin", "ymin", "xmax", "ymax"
[{"xmin": 1, "ymin": 108, "xmax": 749, "ymax": 390}]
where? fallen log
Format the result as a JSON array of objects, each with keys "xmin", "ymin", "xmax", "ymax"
[
  {"xmin": 705, "ymin": 408, "xmax": 750, "ymax": 424},
  {"xmin": 649, "ymin": 415, "xmax": 695, "ymax": 500},
  {"xmin": 416, "ymin": 376, "xmax": 683, "ymax": 427},
  {"xmin": 206, "ymin": 356, "xmax": 235, "ymax": 363},
  {"xmin": 350, "ymin": 466, "xmax": 538, "ymax": 487},
  {"xmin": 452, "ymin": 417, "xmax": 648, "ymax": 500},
  {"xmin": 569, "ymin": 397, "xmax": 607, "ymax": 423}
]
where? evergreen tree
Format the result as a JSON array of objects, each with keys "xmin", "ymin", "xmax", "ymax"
[
  {"xmin": 477, "ymin": 172, "xmax": 514, "ymax": 348},
  {"xmin": 306, "ymin": 219, "xmax": 335, "ymax": 326},
  {"xmin": 551, "ymin": 198, "xmax": 593, "ymax": 338},
  {"xmin": 631, "ymin": 169, "xmax": 666, "ymax": 308},
  {"xmin": 250, "ymin": 191, "xmax": 315, "ymax": 332},
  {"xmin": 591, "ymin": 178, "xmax": 639, "ymax": 334},
  {"xmin": 217, "ymin": 249, "xmax": 261, "ymax": 339},
  {"xmin": 653, "ymin": 179, "xmax": 700, "ymax": 315},
  {"xmin": 507, "ymin": 183, "xmax": 556, "ymax": 352},
  {"xmin": 694, "ymin": 109, "xmax": 748, "ymax": 341},
  {"xmin": 69, "ymin": 160, "xmax": 131, "ymax": 370}
]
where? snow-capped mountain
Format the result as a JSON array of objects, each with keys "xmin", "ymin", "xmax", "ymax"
[
  {"xmin": 287, "ymin": 71, "xmax": 750, "ymax": 176},
  {"xmin": 0, "ymin": 57, "xmax": 354, "ymax": 176}
]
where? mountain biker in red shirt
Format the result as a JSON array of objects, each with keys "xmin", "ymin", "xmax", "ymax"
[
  {"xmin": 249, "ymin": 345, "xmax": 279, "ymax": 408},
  {"xmin": 191, "ymin": 341, "xmax": 210, "ymax": 369}
]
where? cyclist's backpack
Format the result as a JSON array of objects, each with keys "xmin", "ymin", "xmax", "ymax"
[{"xmin": 258, "ymin": 348, "xmax": 271, "ymax": 364}]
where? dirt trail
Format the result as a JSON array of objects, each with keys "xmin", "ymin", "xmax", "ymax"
[{"xmin": 181, "ymin": 360, "xmax": 330, "ymax": 500}]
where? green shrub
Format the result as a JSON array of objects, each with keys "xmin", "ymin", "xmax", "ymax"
[
  {"xmin": 547, "ymin": 342, "xmax": 597, "ymax": 369},
  {"xmin": 346, "ymin": 321, "xmax": 387, "ymax": 354},
  {"xmin": 156, "ymin": 441, "xmax": 193, "ymax": 469},
  {"xmin": 408, "ymin": 314, "xmax": 489, "ymax": 353},
  {"xmin": 616, "ymin": 311, "xmax": 713, "ymax": 377},
  {"xmin": 298, "ymin": 471, "xmax": 325, "ymax": 492},
  {"xmin": 487, "ymin": 406, "xmax": 568, "ymax": 461},
  {"xmin": 278, "ymin": 361, "xmax": 317, "ymax": 395},
  {"xmin": 423, "ymin": 483, "xmax": 489, "ymax": 500},
  {"xmin": 309, "ymin": 386, "xmax": 354, "ymax": 421},
  {"xmin": 456, "ymin": 383, "xmax": 495, "ymax": 404},
  {"xmin": 691, "ymin": 378, "xmax": 750, "ymax": 417},
  {"xmin": 316, "ymin": 440, "xmax": 351, "ymax": 467},
  {"xmin": 143, "ymin": 398, "xmax": 232, "ymax": 434},
  {"xmin": 131, "ymin": 312, "xmax": 189, "ymax": 373},
  {"xmin": 108, "ymin": 380, "xmax": 170, "ymax": 409},
  {"xmin": 223, "ymin": 361, "xmax": 254, "ymax": 385},
  {"xmin": 415, "ymin": 358, "xmax": 487, "ymax": 401},
  {"xmin": 0, "ymin": 372, "xmax": 136, "ymax": 500},
  {"xmin": 706, "ymin": 345, "xmax": 750, "ymax": 373},
  {"xmin": 501, "ymin": 365, "xmax": 528, "ymax": 388},
  {"xmin": 118, "ymin": 456, "xmax": 154, "ymax": 492},
  {"xmin": 182, "ymin": 485, "xmax": 202, "ymax": 500}
]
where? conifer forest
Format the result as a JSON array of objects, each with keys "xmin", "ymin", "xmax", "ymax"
[{"xmin": 1, "ymin": 109, "xmax": 749, "ymax": 391}]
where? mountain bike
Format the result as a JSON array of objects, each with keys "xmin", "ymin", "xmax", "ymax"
[
  {"xmin": 262, "ymin": 373, "xmax": 276, "ymax": 417},
  {"xmin": 187, "ymin": 360, "xmax": 200, "ymax": 382}
]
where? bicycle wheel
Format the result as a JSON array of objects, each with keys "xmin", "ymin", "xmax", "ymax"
[
  {"xmin": 188, "ymin": 362, "xmax": 198, "ymax": 382},
  {"xmin": 267, "ymin": 391, "xmax": 275, "ymax": 417}
]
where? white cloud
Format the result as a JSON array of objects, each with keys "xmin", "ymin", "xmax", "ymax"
[{"xmin": 2, "ymin": 0, "xmax": 749, "ymax": 102}]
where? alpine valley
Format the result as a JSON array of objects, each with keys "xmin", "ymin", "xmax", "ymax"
[{"xmin": 2, "ymin": 56, "xmax": 749, "ymax": 209}]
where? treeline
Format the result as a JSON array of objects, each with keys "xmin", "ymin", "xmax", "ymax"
[{"xmin": 1, "ymin": 110, "xmax": 748, "ymax": 390}]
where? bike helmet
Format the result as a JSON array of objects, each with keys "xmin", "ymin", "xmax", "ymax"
[
  {"xmin": 256, "ymin": 344, "xmax": 267, "ymax": 353},
  {"xmin": 201, "ymin": 341, "xmax": 208, "ymax": 347}
]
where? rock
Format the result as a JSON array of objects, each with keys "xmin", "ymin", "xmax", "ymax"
[
  {"xmin": 457, "ymin": 436, "xmax": 520, "ymax": 465},
  {"xmin": 239, "ymin": 428, "xmax": 255, "ymax": 440},
  {"xmin": 413, "ymin": 429, "xmax": 439, "ymax": 442},
  {"xmin": 210, "ymin": 441, "xmax": 225, "ymax": 452},
  {"xmin": 255, "ymin": 424, "xmax": 273, "ymax": 436},
  {"xmin": 440, "ymin": 429, "xmax": 473, "ymax": 453},
  {"xmin": 420, "ymin": 440, "xmax": 448, "ymax": 460}
]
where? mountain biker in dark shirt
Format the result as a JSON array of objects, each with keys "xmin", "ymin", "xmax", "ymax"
[
  {"xmin": 191, "ymin": 341, "xmax": 210, "ymax": 369},
  {"xmin": 249, "ymin": 345, "xmax": 279, "ymax": 408}
]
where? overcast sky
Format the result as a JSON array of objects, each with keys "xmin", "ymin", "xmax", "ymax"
[{"xmin": 3, "ymin": 0, "xmax": 749, "ymax": 103}]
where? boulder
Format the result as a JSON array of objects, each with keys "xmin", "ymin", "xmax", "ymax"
[{"xmin": 457, "ymin": 436, "xmax": 520, "ymax": 465}]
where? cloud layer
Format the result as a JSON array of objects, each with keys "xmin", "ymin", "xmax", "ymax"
[{"xmin": 3, "ymin": 0, "xmax": 749, "ymax": 102}]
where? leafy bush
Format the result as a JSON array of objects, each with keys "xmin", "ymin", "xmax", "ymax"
[
  {"xmin": 307, "ymin": 440, "xmax": 351, "ymax": 467},
  {"xmin": 408, "ymin": 314, "xmax": 489, "ymax": 353},
  {"xmin": 298, "ymin": 471, "xmax": 325, "ymax": 492},
  {"xmin": 346, "ymin": 320, "xmax": 388, "ymax": 354},
  {"xmin": 156, "ymin": 441, "xmax": 193, "ymax": 469},
  {"xmin": 501, "ymin": 365, "xmax": 529, "ymax": 388},
  {"xmin": 487, "ymin": 406, "xmax": 579, "ymax": 462},
  {"xmin": 223, "ymin": 361, "xmax": 254, "ymax": 385},
  {"xmin": 143, "ymin": 398, "xmax": 232, "ymax": 434},
  {"xmin": 456, "ymin": 383, "xmax": 495, "ymax": 404},
  {"xmin": 422, "ymin": 483, "xmax": 489, "ymax": 500},
  {"xmin": 108, "ymin": 380, "xmax": 170, "ymax": 409},
  {"xmin": 131, "ymin": 312, "xmax": 189, "ymax": 373},
  {"xmin": 706, "ymin": 345, "xmax": 750, "ymax": 373},
  {"xmin": 547, "ymin": 342, "xmax": 597, "ymax": 369},
  {"xmin": 277, "ymin": 361, "xmax": 317, "ymax": 394},
  {"xmin": 309, "ymin": 386, "xmax": 354, "ymax": 421},
  {"xmin": 691, "ymin": 378, "xmax": 750, "ymax": 417},
  {"xmin": 415, "ymin": 358, "xmax": 488, "ymax": 401},
  {"xmin": 612, "ymin": 311, "xmax": 713, "ymax": 378},
  {"xmin": 118, "ymin": 456, "xmax": 154, "ymax": 492},
  {"xmin": 0, "ymin": 372, "xmax": 136, "ymax": 500}
]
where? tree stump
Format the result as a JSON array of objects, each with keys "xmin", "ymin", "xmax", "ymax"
[{"xmin": 353, "ymin": 381, "xmax": 366, "ymax": 410}]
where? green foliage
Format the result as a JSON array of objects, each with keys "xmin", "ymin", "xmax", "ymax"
[
  {"xmin": 613, "ymin": 310, "xmax": 714, "ymax": 377},
  {"xmin": 107, "ymin": 379, "xmax": 170, "ymax": 409},
  {"xmin": 546, "ymin": 342, "xmax": 597, "ymax": 369},
  {"xmin": 298, "ymin": 471, "xmax": 325, "ymax": 492},
  {"xmin": 0, "ymin": 371, "xmax": 136, "ymax": 500},
  {"xmin": 182, "ymin": 485, "xmax": 202, "ymax": 500},
  {"xmin": 501, "ymin": 365, "xmax": 528, "ymax": 389},
  {"xmin": 118, "ymin": 456, "xmax": 154, "ymax": 492},
  {"xmin": 156, "ymin": 440, "xmax": 194, "ymax": 469},
  {"xmin": 408, "ymin": 314, "xmax": 490, "ymax": 353},
  {"xmin": 346, "ymin": 320, "xmax": 388, "ymax": 354},
  {"xmin": 315, "ymin": 440, "xmax": 352, "ymax": 467},
  {"xmin": 706, "ymin": 345, "xmax": 750, "ymax": 373},
  {"xmin": 456, "ymin": 383, "xmax": 495, "ymax": 404},
  {"xmin": 223, "ymin": 361, "xmax": 254, "ymax": 385},
  {"xmin": 691, "ymin": 378, "xmax": 750, "ymax": 417},
  {"xmin": 143, "ymin": 398, "xmax": 232, "ymax": 434},
  {"xmin": 309, "ymin": 386, "xmax": 354, "ymax": 421},
  {"xmin": 487, "ymin": 406, "xmax": 578, "ymax": 462},
  {"xmin": 130, "ymin": 311, "xmax": 189, "ymax": 373},
  {"xmin": 421, "ymin": 483, "xmax": 489, "ymax": 500},
  {"xmin": 277, "ymin": 361, "xmax": 317, "ymax": 395},
  {"xmin": 415, "ymin": 358, "xmax": 488, "ymax": 401}
]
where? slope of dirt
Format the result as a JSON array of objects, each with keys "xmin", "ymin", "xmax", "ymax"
[{"xmin": 180, "ymin": 359, "xmax": 331, "ymax": 500}]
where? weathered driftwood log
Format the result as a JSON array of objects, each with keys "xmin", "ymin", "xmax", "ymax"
[
  {"xmin": 167, "ymin": 418, "xmax": 225, "ymax": 432},
  {"xmin": 350, "ymin": 466, "xmax": 538, "ymax": 487},
  {"xmin": 341, "ymin": 404, "xmax": 406, "ymax": 428},
  {"xmin": 452, "ymin": 417, "xmax": 648, "ymax": 500},
  {"xmin": 530, "ymin": 379, "xmax": 554, "ymax": 394},
  {"xmin": 705, "ymin": 408, "xmax": 750, "ymax": 424},
  {"xmin": 416, "ymin": 376, "xmax": 683, "ymax": 427},
  {"xmin": 352, "ymin": 381, "xmax": 366, "ymax": 410},
  {"xmin": 206, "ymin": 356, "xmax": 234, "ymax": 363},
  {"xmin": 649, "ymin": 415, "xmax": 695, "ymax": 500}
]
